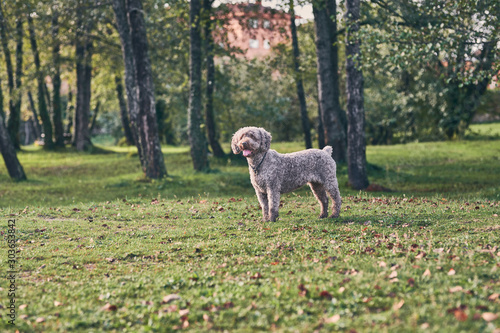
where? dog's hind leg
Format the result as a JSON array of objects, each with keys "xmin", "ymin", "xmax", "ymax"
[
  {"xmin": 325, "ymin": 179, "xmax": 342, "ymax": 218},
  {"xmin": 309, "ymin": 182, "xmax": 329, "ymax": 218}
]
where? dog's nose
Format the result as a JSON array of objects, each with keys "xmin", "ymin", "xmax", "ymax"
[{"xmin": 242, "ymin": 141, "xmax": 248, "ymax": 148}]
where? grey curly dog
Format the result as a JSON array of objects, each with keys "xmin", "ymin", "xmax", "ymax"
[{"xmin": 232, "ymin": 126, "xmax": 342, "ymax": 222}]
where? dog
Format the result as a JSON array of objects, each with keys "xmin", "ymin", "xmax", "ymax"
[{"xmin": 232, "ymin": 126, "xmax": 341, "ymax": 222}]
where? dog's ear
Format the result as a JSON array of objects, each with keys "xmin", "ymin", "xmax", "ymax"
[
  {"xmin": 231, "ymin": 130, "xmax": 241, "ymax": 154},
  {"xmin": 259, "ymin": 128, "xmax": 272, "ymax": 151}
]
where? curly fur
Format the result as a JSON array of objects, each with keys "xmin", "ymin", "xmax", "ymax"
[{"xmin": 232, "ymin": 126, "xmax": 342, "ymax": 222}]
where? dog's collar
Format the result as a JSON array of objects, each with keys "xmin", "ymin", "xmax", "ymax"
[{"xmin": 250, "ymin": 151, "xmax": 267, "ymax": 175}]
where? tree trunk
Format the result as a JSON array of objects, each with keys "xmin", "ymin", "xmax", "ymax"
[
  {"xmin": 317, "ymin": 98, "xmax": 325, "ymax": 149},
  {"xmin": 127, "ymin": 0, "xmax": 167, "ymax": 178},
  {"xmin": 112, "ymin": 0, "xmax": 142, "ymax": 158},
  {"xmin": 27, "ymin": 91, "xmax": 42, "ymax": 138},
  {"xmin": 313, "ymin": 0, "xmax": 346, "ymax": 162},
  {"xmin": 189, "ymin": 0, "xmax": 209, "ymax": 171},
  {"xmin": 0, "ymin": 112, "xmax": 26, "ymax": 181},
  {"xmin": 115, "ymin": 74, "xmax": 135, "ymax": 145},
  {"xmin": 289, "ymin": 0, "xmax": 311, "ymax": 149},
  {"xmin": 52, "ymin": 12, "xmax": 64, "ymax": 147},
  {"xmin": 1, "ymin": 13, "xmax": 22, "ymax": 150},
  {"xmin": 89, "ymin": 101, "xmax": 100, "ymax": 134},
  {"xmin": 203, "ymin": 0, "xmax": 225, "ymax": 158},
  {"xmin": 0, "ymin": 78, "xmax": 4, "ymax": 125},
  {"xmin": 346, "ymin": 0, "xmax": 369, "ymax": 190},
  {"xmin": 27, "ymin": 15, "xmax": 53, "ymax": 149},
  {"xmin": 74, "ymin": 14, "xmax": 93, "ymax": 151}
]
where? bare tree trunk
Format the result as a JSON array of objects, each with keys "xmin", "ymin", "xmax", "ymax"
[
  {"xmin": 52, "ymin": 12, "xmax": 64, "ymax": 147},
  {"xmin": 112, "ymin": 0, "xmax": 167, "ymax": 178},
  {"xmin": 27, "ymin": 91, "xmax": 41, "ymax": 138},
  {"xmin": 74, "ymin": 14, "xmax": 93, "ymax": 151},
  {"xmin": 27, "ymin": 15, "xmax": 53, "ymax": 149},
  {"xmin": 0, "ymin": 112, "xmax": 26, "ymax": 181},
  {"xmin": 89, "ymin": 101, "xmax": 100, "ymax": 134},
  {"xmin": 128, "ymin": 0, "xmax": 167, "ymax": 178},
  {"xmin": 317, "ymin": 98, "xmax": 325, "ymax": 149},
  {"xmin": 114, "ymin": 74, "xmax": 134, "ymax": 145},
  {"xmin": 313, "ymin": 0, "xmax": 346, "ymax": 162},
  {"xmin": 289, "ymin": 0, "xmax": 311, "ymax": 149},
  {"xmin": 112, "ymin": 0, "xmax": 142, "ymax": 156},
  {"xmin": 0, "ymin": 78, "xmax": 4, "ymax": 125},
  {"xmin": 203, "ymin": 0, "xmax": 225, "ymax": 158},
  {"xmin": 0, "ymin": 5, "xmax": 14, "ymax": 127},
  {"xmin": 346, "ymin": 0, "xmax": 369, "ymax": 190},
  {"xmin": 189, "ymin": 0, "xmax": 209, "ymax": 171}
]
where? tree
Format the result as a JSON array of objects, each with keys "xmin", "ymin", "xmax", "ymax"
[
  {"xmin": 114, "ymin": 74, "xmax": 134, "ymax": 145},
  {"xmin": 203, "ymin": 0, "xmax": 225, "ymax": 158},
  {"xmin": 7, "ymin": 14, "xmax": 23, "ymax": 150},
  {"xmin": 289, "ymin": 0, "xmax": 312, "ymax": 149},
  {"xmin": 51, "ymin": 11, "xmax": 64, "ymax": 147},
  {"xmin": 188, "ymin": 0, "xmax": 209, "ymax": 171},
  {"xmin": 0, "ymin": 100, "xmax": 26, "ymax": 180},
  {"xmin": 366, "ymin": 0, "xmax": 499, "ymax": 139},
  {"xmin": 112, "ymin": 0, "xmax": 167, "ymax": 178},
  {"xmin": 312, "ymin": 0, "xmax": 346, "ymax": 162},
  {"xmin": 73, "ymin": 6, "xmax": 93, "ymax": 151},
  {"xmin": 27, "ymin": 13, "xmax": 53, "ymax": 148},
  {"xmin": 346, "ymin": 0, "xmax": 369, "ymax": 190},
  {"xmin": 0, "ymin": 4, "xmax": 19, "ymax": 149}
]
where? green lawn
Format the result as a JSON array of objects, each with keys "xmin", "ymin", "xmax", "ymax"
[{"xmin": 0, "ymin": 124, "xmax": 499, "ymax": 332}]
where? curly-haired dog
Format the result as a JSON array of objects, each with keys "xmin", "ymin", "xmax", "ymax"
[{"xmin": 232, "ymin": 126, "xmax": 341, "ymax": 222}]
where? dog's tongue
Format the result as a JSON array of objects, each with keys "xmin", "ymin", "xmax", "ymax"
[{"xmin": 243, "ymin": 150, "xmax": 252, "ymax": 157}]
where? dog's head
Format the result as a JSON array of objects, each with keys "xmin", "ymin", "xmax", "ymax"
[{"xmin": 231, "ymin": 127, "xmax": 272, "ymax": 157}]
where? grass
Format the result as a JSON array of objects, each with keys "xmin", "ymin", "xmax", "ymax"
[{"xmin": 0, "ymin": 123, "xmax": 499, "ymax": 332}]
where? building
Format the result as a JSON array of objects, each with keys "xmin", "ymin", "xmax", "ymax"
[{"xmin": 215, "ymin": 1, "xmax": 293, "ymax": 59}]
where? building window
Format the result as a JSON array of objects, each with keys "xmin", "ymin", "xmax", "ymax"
[
  {"xmin": 262, "ymin": 20, "xmax": 271, "ymax": 29},
  {"xmin": 249, "ymin": 39, "xmax": 259, "ymax": 49},
  {"xmin": 263, "ymin": 40, "xmax": 270, "ymax": 49},
  {"xmin": 249, "ymin": 18, "xmax": 258, "ymax": 29}
]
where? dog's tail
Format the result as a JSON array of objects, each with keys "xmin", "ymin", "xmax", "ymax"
[{"xmin": 322, "ymin": 145, "xmax": 333, "ymax": 157}]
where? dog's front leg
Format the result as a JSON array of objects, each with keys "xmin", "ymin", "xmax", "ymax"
[
  {"xmin": 255, "ymin": 190, "xmax": 269, "ymax": 221},
  {"xmin": 267, "ymin": 188, "xmax": 281, "ymax": 222}
]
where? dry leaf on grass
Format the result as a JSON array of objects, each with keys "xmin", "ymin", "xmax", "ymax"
[
  {"xmin": 482, "ymin": 313, "xmax": 498, "ymax": 322},
  {"xmin": 324, "ymin": 314, "xmax": 340, "ymax": 324}
]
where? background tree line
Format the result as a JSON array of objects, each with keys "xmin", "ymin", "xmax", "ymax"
[{"xmin": 0, "ymin": 0, "xmax": 498, "ymax": 187}]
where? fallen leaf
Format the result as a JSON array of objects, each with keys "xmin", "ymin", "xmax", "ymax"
[
  {"xmin": 101, "ymin": 303, "xmax": 117, "ymax": 311},
  {"xmin": 393, "ymin": 300, "xmax": 405, "ymax": 310},
  {"xmin": 407, "ymin": 278, "xmax": 415, "ymax": 287},
  {"xmin": 379, "ymin": 261, "xmax": 387, "ymax": 268},
  {"xmin": 19, "ymin": 304, "xmax": 28, "ymax": 310},
  {"xmin": 448, "ymin": 268, "xmax": 456, "ymax": 275},
  {"xmin": 182, "ymin": 320, "xmax": 189, "ymax": 328},
  {"xmin": 320, "ymin": 291, "xmax": 333, "ymax": 300},
  {"xmin": 449, "ymin": 286, "xmax": 463, "ymax": 293},
  {"xmin": 453, "ymin": 310, "xmax": 468, "ymax": 321},
  {"xmin": 324, "ymin": 314, "xmax": 340, "ymax": 324},
  {"xmin": 54, "ymin": 301, "xmax": 63, "ymax": 307},
  {"xmin": 36, "ymin": 317, "xmax": 45, "ymax": 323},
  {"xmin": 388, "ymin": 271, "xmax": 398, "ymax": 279},
  {"xmin": 179, "ymin": 308, "xmax": 189, "ymax": 316},
  {"xmin": 488, "ymin": 293, "xmax": 499, "ymax": 301},
  {"xmin": 162, "ymin": 294, "xmax": 181, "ymax": 304},
  {"xmin": 203, "ymin": 313, "xmax": 211, "ymax": 322},
  {"xmin": 482, "ymin": 313, "xmax": 498, "ymax": 322},
  {"xmin": 423, "ymin": 269, "xmax": 431, "ymax": 277}
]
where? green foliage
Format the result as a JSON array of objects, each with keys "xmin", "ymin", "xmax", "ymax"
[{"xmin": 360, "ymin": 0, "xmax": 500, "ymax": 142}]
